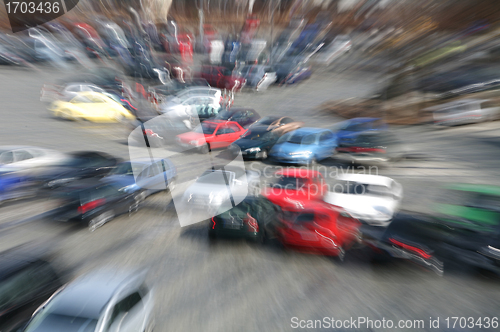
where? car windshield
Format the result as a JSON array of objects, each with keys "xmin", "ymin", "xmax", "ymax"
[
  {"xmin": 288, "ymin": 133, "xmax": 316, "ymax": 145},
  {"xmin": 110, "ymin": 162, "xmax": 146, "ymax": 176},
  {"xmin": 194, "ymin": 123, "xmax": 218, "ymax": 135},
  {"xmin": 273, "ymin": 176, "xmax": 307, "ymax": 190},
  {"xmin": 70, "ymin": 95, "xmax": 93, "ymax": 103},
  {"xmin": 241, "ymin": 129, "xmax": 272, "ymax": 141},
  {"xmin": 335, "ymin": 181, "xmax": 392, "ymax": 197},
  {"xmin": 24, "ymin": 313, "xmax": 98, "ymax": 332},
  {"xmin": 256, "ymin": 116, "xmax": 277, "ymax": 126}
]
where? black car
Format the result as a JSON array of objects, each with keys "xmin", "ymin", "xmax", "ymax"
[
  {"xmin": 335, "ymin": 131, "xmax": 406, "ymax": 165},
  {"xmin": 40, "ymin": 151, "xmax": 121, "ymax": 189},
  {"xmin": 364, "ymin": 212, "xmax": 500, "ymax": 276},
  {"xmin": 209, "ymin": 195, "xmax": 280, "ymax": 242},
  {"xmin": 53, "ymin": 178, "xmax": 144, "ymax": 231},
  {"xmin": 229, "ymin": 126, "xmax": 282, "ymax": 160},
  {"xmin": 0, "ymin": 247, "xmax": 63, "ymax": 331},
  {"xmin": 213, "ymin": 108, "xmax": 261, "ymax": 128}
]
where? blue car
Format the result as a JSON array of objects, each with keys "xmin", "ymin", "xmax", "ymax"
[
  {"xmin": 0, "ymin": 171, "xmax": 35, "ymax": 204},
  {"xmin": 333, "ymin": 118, "xmax": 388, "ymax": 142},
  {"xmin": 269, "ymin": 128, "xmax": 337, "ymax": 165},
  {"xmin": 103, "ymin": 158, "xmax": 177, "ymax": 198}
]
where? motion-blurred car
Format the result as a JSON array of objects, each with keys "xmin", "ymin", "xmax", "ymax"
[
  {"xmin": 182, "ymin": 165, "xmax": 260, "ymax": 215},
  {"xmin": 39, "ymin": 151, "xmax": 120, "ymax": 189},
  {"xmin": 209, "ymin": 195, "xmax": 279, "ymax": 242},
  {"xmin": 276, "ymin": 62, "xmax": 313, "ymax": 85},
  {"xmin": 237, "ymin": 65, "xmax": 277, "ymax": 91},
  {"xmin": 49, "ymin": 92, "xmax": 136, "ymax": 123},
  {"xmin": 198, "ymin": 65, "xmax": 246, "ymax": 92},
  {"xmin": 263, "ymin": 169, "xmax": 328, "ymax": 207},
  {"xmin": 20, "ymin": 269, "xmax": 155, "ymax": 332},
  {"xmin": 159, "ymin": 87, "xmax": 222, "ymax": 118},
  {"xmin": 275, "ymin": 200, "xmax": 361, "ymax": 257},
  {"xmin": 53, "ymin": 178, "xmax": 146, "ymax": 231},
  {"xmin": 175, "ymin": 120, "xmax": 246, "ymax": 154},
  {"xmin": 333, "ymin": 117, "xmax": 388, "ymax": 142},
  {"xmin": 229, "ymin": 126, "xmax": 281, "ymax": 160},
  {"xmin": 269, "ymin": 128, "xmax": 337, "ymax": 165},
  {"xmin": 213, "ymin": 108, "xmax": 261, "ymax": 128},
  {"xmin": 250, "ymin": 116, "xmax": 303, "ymax": 135},
  {"xmin": 426, "ymin": 99, "xmax": 500, "ymax": 126},
  {"xmin": 316, "ymin": 35, "xmax": 352, "ymax": 65},
  {"xmin": 0, "ymin": 247, "xmax": 63, "ymax": 331},
  {"xmin": 335, "ymin": 131, "xmax": 406, "ymax": 165},
  {"xmin": 105, "ymin": 158, "xmax": 177, "ymax": 198},
  {"xmin": 0, "ymin": 146, "xmax": 67, "ymax": 175},
  {"xmin": 324, "ymin": 174, "xmax": 403, "ymax": 227},
  {"xmin": 40, "ymin": 83, "xmax": 107, "ymax": 103},
  {"xmin": 0, "ymin": 171, "xmax": 37, "ymax": 204}
]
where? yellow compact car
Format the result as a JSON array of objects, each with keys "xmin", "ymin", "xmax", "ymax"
[{"xmin": 50, "ymin": 91, "xmax": 136, "ymax": 123}]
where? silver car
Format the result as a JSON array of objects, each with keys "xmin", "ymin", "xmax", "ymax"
[
  {"xmin": 21, "ymin": 269, "xmax": 155, "ymax": 332},
  {"xmin": 181, "ymin": 165, "xmax": 260, "ymax": 217},
  {"xmin": 426, "ymin": 99, "xmax": 500, "ymax": 126},
  {"xmin": 237, "ymin": 65, "xmax": 277, "ymax": 91}
]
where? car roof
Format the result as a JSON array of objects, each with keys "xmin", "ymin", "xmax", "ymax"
[
  {"xmin": 246, "ymin": 125, "xmax": 272, "ymax": 133},
  {"xmin": 336, "ymin": 174, "xmax": 393, "ymax": 187},
  {"xmin": 204, "ymin": 120, "xmax": 239, "ymax": 125},
  {"xmin": 275, "ymin": 168, "xmax": 323, "ymax": 178},
  {"xmin": 290, "ymin": 127, "xmax": 329, "ymax": 135},
  {"xmin": 49, "ymin": 269, "xmax": 145, "ymax": 318}
]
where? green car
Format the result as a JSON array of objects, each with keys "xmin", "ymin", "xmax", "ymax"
[
  {"xmin": 434, "ymin": 183, "xmax": 500, "ymax": 232},
  {"xmin": 209, "ymin": 195, "xmax": 279, "ymax": 242}
]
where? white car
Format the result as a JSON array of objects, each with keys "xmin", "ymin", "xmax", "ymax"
[
  {"xmin": 21, "ymin": 269, "xmax": 155, "ymax": 332},
  {"xmin": 181, "ymin": 165, "xmax": 260, "ymax": 216},
  {"xmin": 324, "ymin": 174, "xmax": 403, "ymax": 227},
  {"xmin": 426, "ymin": 99, "xmax": 500, "ymax": 126},
  {"xmin": 159, "ymin": 87, "xmax": 222, "ymax": 120},
  {"xmin": 0, "ymin": 146, "xmax": 68, "ymax": 175}
]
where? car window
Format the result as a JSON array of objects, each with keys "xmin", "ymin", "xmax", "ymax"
[
  {"xmin": 160, "ymin": 160, "xmax": 170, "ymax": 171},
  {"xmin": 228, "ymin": 123, "xmax": 240, "ymax": 132},
  {"xmin": 319, "ymin": 131, "xmax": 334, "ymax": 142},
  {"xmin": 281, "ymin": 117, "xmax": 293, "ymax": 124},
  {"xmin": 65, "ymin": 85, "xmax": 80, "ymax": 92},
  {"xmin": 0, "ymin": 151, "xmax": 14, "ymax": 164},
  {"xmin": 14, "ymin": 150, "xmax": 34, "ymax": 162},
  {"xmin": 106, "ymin": 292, "xmax": 143, "ymax": 330}
]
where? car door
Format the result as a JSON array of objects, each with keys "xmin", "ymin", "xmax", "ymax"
[
  {"xmin": 318, "ymin": 131, "xmax": 337, "ymax": 160},
  {"xmin": 212, "ymin": 124, "xmax": 235, "ymax": 148},
  {"xmin": 105, "ymin": 292, "xmax": 145, "ymax": 332}
]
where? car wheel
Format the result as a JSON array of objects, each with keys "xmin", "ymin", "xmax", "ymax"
[
  {"xmin": 260, "ymin": 150, "xmax": 268, "ymax": 160},
  {"xmin": 199, "ymin": 144, "xmax": 210, "ymax": 154},
  {"xmin": 168, "ymin": 178, "xmax": 177, "ymax": 192},
  {"xmin": 129, "ymin": 191, "xmax": 147, "ymax": 214},
  {"xmin": 88, "ymin": 210, "xmax": 115, "ymax": 232}
]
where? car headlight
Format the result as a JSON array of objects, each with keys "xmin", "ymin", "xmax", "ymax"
[
  {"xmin": 246, "ymin": 147, "xmax": 261, "ymax": 153},
  {"xmin": 190, "ymin": 140, "xmax": 202, "ymax": 146},
  {"xmin": 289, "ymin": 151, "xmax": 312, "ymax": 156}
]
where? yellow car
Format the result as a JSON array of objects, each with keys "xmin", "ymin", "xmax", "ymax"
[{"xmin": 50, "ymin": 91, "xmax": 136, "ymax": 123}]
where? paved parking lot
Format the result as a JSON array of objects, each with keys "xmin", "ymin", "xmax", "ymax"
[{"xmin": 1, "ymin": 59, "xmax": 500, "ymax": 331}]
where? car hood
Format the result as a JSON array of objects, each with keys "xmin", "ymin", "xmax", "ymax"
[
  {"xmin": 234, "ymin": 139, "xmax": 266, "ymax": 150},
  {"xmin": 324, "ymin": 193, "xmax": 398, "ymax": 219},
  {"xmin": 177, "ymin": 132, "xmax": 207, "ymax": 143},
  {"xmin": 271, "ymin": 142, "xmax": 315, "ymax": 155}
]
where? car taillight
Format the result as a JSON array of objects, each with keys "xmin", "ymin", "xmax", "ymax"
[
  {"xmin": 78, "ymin": 198, "xmax": 106, "ymax": 214},
  {"xmin": 389, "ymin": 238, "xmax": 431, "ymax": 259},
  {"xmin": 245, "ymin": 213, "xmax": 259, "ymax": 232},
  {"xmin": 211, "ymin": 217, "xmax": 216, "ymax": 229}
]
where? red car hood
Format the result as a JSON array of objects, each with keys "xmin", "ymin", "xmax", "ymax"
[
  {"xmin": 262, "ymin": 188, "xmax": 317, "ymax": 209},
  {"xmin": 177, "ymin": 132, "xmax": 208, "ymax": 144}
]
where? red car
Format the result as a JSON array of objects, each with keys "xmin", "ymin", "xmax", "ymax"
[
  {"xmin": 275, "ymin": 200, "xmax": 362, "ymax": 257},
  {"xmin": 262, "ymin": 169, "xmax": 328, "ymax": 207},
  {"xmin": 199, "ymin": 66, "xmax": 246, "ymax": 92},
  {"xmin": 176, "ymin": 120, "xmax": 246, "ymax": 153}
]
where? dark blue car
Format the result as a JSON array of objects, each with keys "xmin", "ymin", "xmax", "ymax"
[
  {"xmin": 0, "ymin": 171, "xmax": 35, "ymax": 204},
  {"xmin": 333, "ymin": 118, "xmax": 388, "ymax": 143}
]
